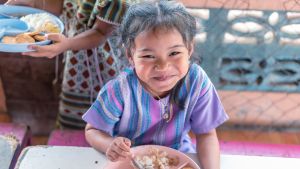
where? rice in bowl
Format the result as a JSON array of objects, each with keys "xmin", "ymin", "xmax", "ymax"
[{"xmin": 20, "ymin": 13, "xmax": 60, "ymax": 33}]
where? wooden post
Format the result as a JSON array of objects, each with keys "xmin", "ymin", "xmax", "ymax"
[{"xmin": 0, "ymin": 76, "xmax": 10, "ymax": 122}]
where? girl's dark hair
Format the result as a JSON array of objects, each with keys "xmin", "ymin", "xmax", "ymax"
[
  {"xmin": 119, "ymin": 1, "xmax": 197, "ymax": 109},
  {"xmin": 119, "ymin": 0, "xmax": 197, "ymax": 51}
]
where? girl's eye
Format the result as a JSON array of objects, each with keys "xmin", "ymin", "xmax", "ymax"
[
  {"xmin": 169, "ymin": 51, "xmax": 180, "ymax": 57},
  {"xmin": 139, "ymin": 55, "xmax": 155, "ymax": 59}
]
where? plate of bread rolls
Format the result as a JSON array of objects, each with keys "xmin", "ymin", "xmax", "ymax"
[{"xmin": 0, "ymin": 5, "xmax": 64, "ymax": 53}]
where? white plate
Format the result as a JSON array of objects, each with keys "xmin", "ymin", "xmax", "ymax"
[{"xmin": 0, "ymin": 5, "xmax": 64, "ymax": 53}]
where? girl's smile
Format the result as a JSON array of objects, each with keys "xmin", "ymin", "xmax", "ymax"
[{"xmin": 153, "ymin": 75, "xmax": 175, "ymax": 81}]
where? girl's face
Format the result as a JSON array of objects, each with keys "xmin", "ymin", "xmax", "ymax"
[{"xmin": 129, "ymin": 28, "xmax": 194, "ymax": 97}]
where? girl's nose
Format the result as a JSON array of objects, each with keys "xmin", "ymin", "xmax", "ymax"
[{"xmin": 155, "ymin": 59, "xmax": 169, "ymax": 71}]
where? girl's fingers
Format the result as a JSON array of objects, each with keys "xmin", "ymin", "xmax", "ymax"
[
  {"xmin": 111, "ymin": 145, "xmax": 131, "ymax": 159},
  {"xmin": 118, "ymin": 138, "xmax": 131, "ymax": 150},
  {"xmin": 107, "ymin": 149, "xmax": 128, "ymax": 161},
  {"xmin": 120, "ymin": 138, "xmax": 132, "ymax": 156},
  {"xmin": 118, "ymin": 139, "xmax": 131, "ymax": 152},
  {"xmin": 107, "ymin": 154, "xmax": 117, "ymax": 162},
  {"xmin": 123, "ymin": 138, "xmax": 131, "ymax": 147},
  {"xmin": 107, "ymin": 137, "xmax": 132, "ymax": 162},
  {"xmin": 106, "ymin": 150, "xmax": 118, "ymax": 161}
]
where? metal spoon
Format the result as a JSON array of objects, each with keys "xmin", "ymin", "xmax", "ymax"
[{"xmin": 131, "ymin": 158, "xmax": 143, "ymax": 169}]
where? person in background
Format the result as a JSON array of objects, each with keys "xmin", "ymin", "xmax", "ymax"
[
  {"xmin": 83, "ymin": 1, "xmax": 228, "ymax": 169},
  {"xmin": 4, "ymin": 0, "xmax": 135, "ymax": 129}
]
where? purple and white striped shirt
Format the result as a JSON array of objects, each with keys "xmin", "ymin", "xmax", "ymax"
[{"xmin": 82, "ymin": 63, "xmax": 228, "ymax": 153}]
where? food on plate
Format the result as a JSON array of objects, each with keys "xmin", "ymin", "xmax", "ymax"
[
  {"xmin": 15, "ymin": 34, "xmax": 35, "ymax": 43},
  {"xmin": 132, "ymin": 148, "xmax": 182, "ymax": 169},
  {"xmin": 2, "ymin": 36, "xmax": 16, "ymax": 44},
  {"xmin": 25, "ymin": 31, "xmax": 40, "ymax": 36},
  {"xmin": 33, "ymin": 34, "xmax": 46, "ymax": 41},
  {"xmin": 1, "ymin": 32, "xmax": 46, "ymax": 44},
  {"xmin": 0, "ymin": 13, "xmax": 61, "ymax": 45},
  {"xmin": 20, "ymin": 13, "xmax": 60, "ymax": 33},
  {"xmin": 42, "ymin": 21, "xmax": 60, "ymax": 33}
]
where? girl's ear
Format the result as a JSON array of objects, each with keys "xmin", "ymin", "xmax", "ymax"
[{"xmin": 126, "ymin": 49, "xmax": 135, "ymax": 66}]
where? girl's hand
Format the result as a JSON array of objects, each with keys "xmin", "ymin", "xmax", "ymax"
[
  {"xmin": 106, "ymin": 137, "xmax": 132, "ymax": 162},
  {"xmin": 22, "ymin": 33, "xmax": 69, "ymax": 58},
  {"xmin": 5, "ymin": 0, "xmax": 35, "ymax": 7}
]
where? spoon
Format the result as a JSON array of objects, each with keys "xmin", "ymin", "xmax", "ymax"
[
  {"xmin": 0, "ymin": 19, "xmax": 29, "ymax": 39},
  {"xmin": 131, "ymin": 158, "xmax": 143, "ymax": 169}
]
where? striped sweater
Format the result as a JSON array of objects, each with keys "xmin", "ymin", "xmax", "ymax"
[{"xmin": 83, "ymin": 63, "xmax": 228, "ymax": 153}]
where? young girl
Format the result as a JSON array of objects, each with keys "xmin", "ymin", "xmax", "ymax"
[{"xmin": 83, "ymin": 1, "xmax": 228, "ymax": 169}]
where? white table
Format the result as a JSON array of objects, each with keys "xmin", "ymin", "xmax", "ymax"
[
  {"xmin": 15, "ymin": 146, "xmax": 300, "ymax": 169},
  {"xmin": 0, "ymin": 123, "xmax": 30, "ymax": 169},
  {"xmin": 0, "ymin": 135, "xmax": 17, "ymax": 169}
]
